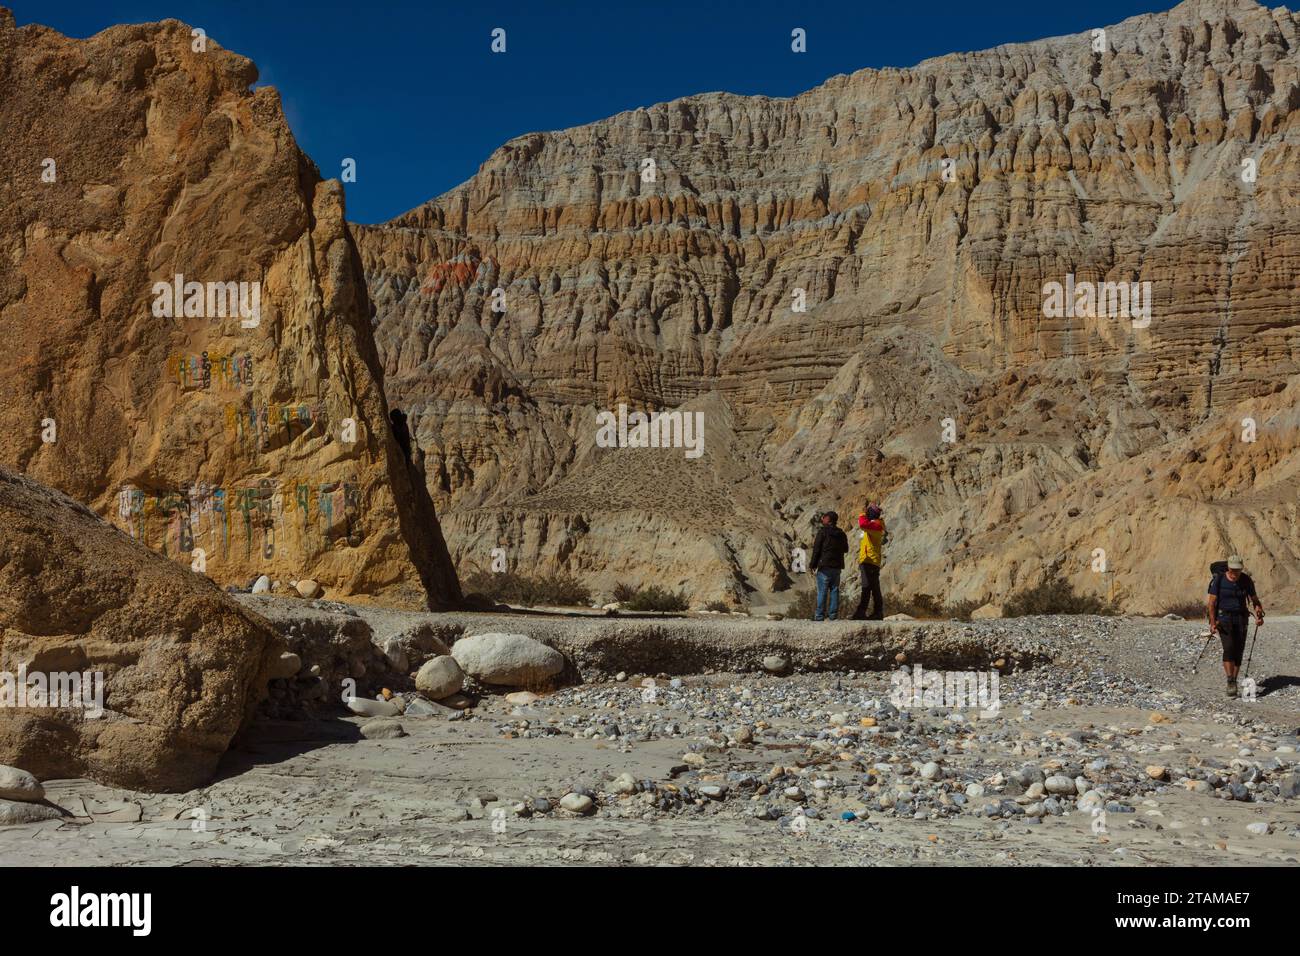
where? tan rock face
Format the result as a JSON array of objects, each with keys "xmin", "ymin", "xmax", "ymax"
[
  {"xmin": 356, "ymin": 0, "xmax": 1300, "ymax": 612},
  {"xmin": 0, "ymin": 467, "xmax": 284, "ymax": 791},
  {"xmin": 0, "ymin": 10, "xmax": 459, "ymax": 608}
]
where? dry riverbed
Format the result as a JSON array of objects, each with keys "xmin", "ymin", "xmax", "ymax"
[{"xmin": 1, "ymin": 613, "xmax": 1297, "ymax": 867}]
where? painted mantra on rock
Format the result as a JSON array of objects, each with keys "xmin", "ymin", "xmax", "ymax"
[
  {"xmin": 170, "ymin": 351, "xmax": 254, "ymax": 391},
  {"xmin": 115, "ymin": 479, "xmax": 361, "ymax": 562},
  {"xmin": 223, "ymin": 400, "xmax": 329, "ymax": 450}
]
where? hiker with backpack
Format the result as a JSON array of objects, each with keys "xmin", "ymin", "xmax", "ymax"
[
  {"xmin": 1207, "ymin": 555, "xmax": 1265, "ymax": 698},
  {"xmin": 809, "ymin": 511, "xmax": 849, "ymax": 621}
]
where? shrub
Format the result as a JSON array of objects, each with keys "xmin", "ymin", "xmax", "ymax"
[
  {"xmin": 530, "ymin": 573, "xmax": 593, "ymax": 607},
  {"xmin": 788, "ymin": 589, "xmax": 813, "ymax": 619},
  {"xmin": 891, "ymin": 593, "xmax": 981, "ymax": 620},
  {"xmin": 1159, "ymin": 599, "xmax": 1207, "ymax": 620},
  {"xmin": 785, "ymin": 590, "xmax": 816, "ymax": 621},
  {"xmin": 945, "ymin": 599, "xmax": 981, "ymax": 621},
  {"xmin": 892, "ymin": 592, "xmax": 941, "ymax": 618},
  {"xmin": 705, "ymin": 600, "xmax": 731, "ymax": 613},
  {"xmin": 787, "ymin": 588, "xmax": 846, "ymax": 620},
  {"xmin": 612, "ymin": 582, "xmax": 638, "ymax": 603},
  {"xmin": 622, "ymin": 585, "xmax": 689, "ymax": 613},
  {"xmin": 459, "ymin": 570, "xmax": 497, "ymax": 604},
  {"xmin": 460, "ymin": 570, "xmax": 592, "ymax": 608},
  {"xmin": 789, "ymin": 585, "xmax": 974, "ymax": 621},
  {"xmin": 1002, "ymin": 573, "xmax": 1116, "ymax": 617}
]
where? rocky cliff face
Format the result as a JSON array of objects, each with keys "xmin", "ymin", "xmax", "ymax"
[
  {"xmin": 0, "ymin": 467, "xmax": 286, "ymax": 791},
  {"xmin": 0, "ymin": 10, "xmax": 459, "ymax": 608},
  {"xmin": 356, "ymin": 0, "xmax": 1300, "ymax": 613}
]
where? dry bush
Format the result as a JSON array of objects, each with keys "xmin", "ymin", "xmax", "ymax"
[
  {"xmin": 461, "ymin": 570, "xmax": 592, "ymax": 608},
  {"xmin": 1002, "ymin": 574, "xmax": 1116, "ymax": 617},
  {"xmin": 622, "ymin": 585, "xmax": 689, "ymax": 612}
]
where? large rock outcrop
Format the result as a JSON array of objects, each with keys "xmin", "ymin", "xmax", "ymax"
[
  {"xmin": 0, "ymin": 9, "xmax": 460, "ymax": 608},
  {"xmin": 356, "ymin": 0, "xmax": 1300, "ymax": 612},
  {"xmin": 0, "ymin": 467, "xmax": 285, "ymax": 791}
]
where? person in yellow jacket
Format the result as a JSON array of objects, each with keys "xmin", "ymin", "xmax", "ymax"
[{"xmin": 851, "ymin": 504, "xmax": 886, "ymax": 620}]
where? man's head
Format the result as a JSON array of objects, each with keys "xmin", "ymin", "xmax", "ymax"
[
  {"xmin": 866, "ymin": 504, "xmax": 882, "ymax": 520},
  {"xmin": 1226, "ymin": 555, "xmax": 1244, "ymax": 581},
  {"xmin": 822, "ymin": 511, "xmax": 838, "ymax": 526}
]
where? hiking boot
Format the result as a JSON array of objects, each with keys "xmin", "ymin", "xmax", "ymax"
[{"xmin": 1226, "ymin": 677, "xmax": 1238, "ymax": 698}]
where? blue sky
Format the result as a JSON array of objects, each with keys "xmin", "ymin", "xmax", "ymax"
[{"xmin": 10, "ymin": 1, "xmax": 1239, "ymax": 224}]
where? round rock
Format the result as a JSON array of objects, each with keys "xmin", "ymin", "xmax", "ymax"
[
  {"xmin": 560, "ymin": 793, "xmax": 595, "ymax": 815},
  {"xmin": 0, "ymin": 766, "xmax": 44, "ymax": 803},
  {"xmin": 1044, "ymin": 775, "xmax": 1076, "ymax": 795},
  {"xmin": 295, "ymin": 579, "xmax": 324, "ymax": 599},
  {"xmin": 416, "ymin": 655, "xmax": 465, "ymax": 700},
  {"xmin": 0, "ymin": 798, "xmax": 60, "ymax": 825},
  {"xmin": 762, "ymin": 655, "xmax": 790, "ymax": 675},
  {"xmin": 268, "ymin": 651, "xmax": 302, "ymax": 680},
  {"xmin": 360, "ymin": 717, "xmax": 407, "ymax": 740},
  {"xmin": 451, "ymin": 632, "xmax": 566, "ymax": 687},
  {"xmin": 346, "ymin": 696, "xmax": 401, "ymax": 718}
]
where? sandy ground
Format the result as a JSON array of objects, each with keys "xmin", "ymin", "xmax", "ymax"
[{"xmin": 0, "ymin": 613, "xmax": 1296, "ymax": 867}]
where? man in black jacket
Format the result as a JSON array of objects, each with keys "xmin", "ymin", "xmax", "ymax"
[{"xmin": 809, "ymin": 511, "xmax": 849, "ymax": 621}]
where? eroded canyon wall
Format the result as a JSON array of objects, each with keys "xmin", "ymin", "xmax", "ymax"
[{"xmin": 354, "ymin": 0, "xmax": 1300, "ymax": 611}]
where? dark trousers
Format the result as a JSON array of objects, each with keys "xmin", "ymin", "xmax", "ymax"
[
  {"xmin": 1218, "ymin": 612, "xmax": 1248, "ymax": 665},
  {"xmin": 852, "ymin": 563, "xmax": 883, "ymax": 620}
]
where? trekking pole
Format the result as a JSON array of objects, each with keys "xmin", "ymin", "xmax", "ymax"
[
  {"xmin": 1243, "ymin": 618, "xmax": 1260, "ymax": 678},
  {"xmin": 1189, "ymin": 630, "xmax": 1216, "ymax": 675},
  {"xmin": 1190, "ymin": 605, "xmax": 1215, "ymax": 675}
]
